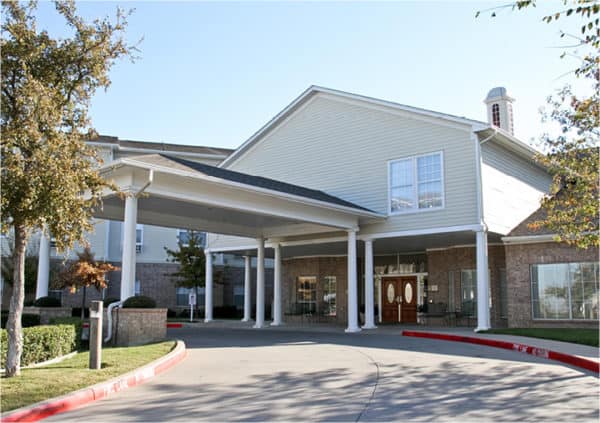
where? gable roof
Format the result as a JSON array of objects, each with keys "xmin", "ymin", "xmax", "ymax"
[
  {"xmin": 220, "ymin": 85, "xmax": 490, "ymax": 168},
  {"xmin": 112, "ymin": 154, "xmax": 380, "ymax": 216}
]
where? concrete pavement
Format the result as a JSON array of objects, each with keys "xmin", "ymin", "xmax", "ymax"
[{"xmin": 47, "ymin": 324, "xmax": 599, "ymax": 422}]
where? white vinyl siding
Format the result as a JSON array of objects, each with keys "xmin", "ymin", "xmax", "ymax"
[
  {"xmin": 389, "ymin": 152, "xmax": 444, "ymax": 214},
  {"xmin": 227, "ymin": 95, "xmax": 478, "ymax": 233},
  {"xmin": 481, "ymin": 140, "xmax": 551, "ymax": 235}
]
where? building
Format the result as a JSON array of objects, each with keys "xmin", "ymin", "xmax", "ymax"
[{"xmin": 30, "ymin": 86, "xmax": 598, "ymax": 330}]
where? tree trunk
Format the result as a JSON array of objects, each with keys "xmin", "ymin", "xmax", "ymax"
[
  {"xmin": 6, "ymin": 224, "xmax": 29, "ymax": 377},
  {"xmin": 81, "ymin": 285, "xmax": 87, "ymax": 320}
]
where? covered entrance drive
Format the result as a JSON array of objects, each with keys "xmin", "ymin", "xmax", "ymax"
[{"xmin": 91, "ymin": 154, "xmax": 384, "ymax": 332}]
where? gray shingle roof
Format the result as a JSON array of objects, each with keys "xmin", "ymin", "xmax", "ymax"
[{"xmin": 134, "ymin": 154, "xmax": 376, "ymax": 214}]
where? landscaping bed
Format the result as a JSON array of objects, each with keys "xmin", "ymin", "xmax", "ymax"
[
  {"xmin": 484, "ymin": 328, "xmax": 599, "ymax": 347},
  {"xmin": 1, "ymin": 340, "xmax": 176, "ymax": 412}
]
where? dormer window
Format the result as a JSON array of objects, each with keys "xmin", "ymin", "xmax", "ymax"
[{"xmin": 492, "ymin": 103, "xmax": 500, "ymax": 127}]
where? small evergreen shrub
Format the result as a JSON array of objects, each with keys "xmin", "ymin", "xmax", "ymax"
[
  {"xmin": 0, "ymin": 312, "xmax": 41, "ymax": 328},
  {"xmin": 214, "ymin": 305, "xmax": 240, "ymax": 319},
  {"xmin": 50, "ymin": 317, "xmax": 84, "ymax": 350},
  {"xmin": 0, "ymin": 324, "xmax": 77, "ymax": 368},
  {"xmin": 71, "ymin": 308, "xmax": 89, "ymax": 318},
  {"xmin": 122, "ymin": 295, "xmax": 156, "ymax": 309},
  {"xmin": 167, "ymin": 308, "xmax": 178, "ymax": 318},
  {"xmin": 33, "ymin": 296, "xmax": 62, "ymax": 307},
  {"xmin": 103, "ymin": 297, "xmax": 121, "ymax": 306}
]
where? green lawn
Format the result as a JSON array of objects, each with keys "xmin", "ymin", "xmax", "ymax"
[
  {"xmin": 1, "ymin": 341, "xmax": 175, "ymax": 413},
  {"xmin": 484, "ymin": 328, "xmax": 599, "ymax": 347}
]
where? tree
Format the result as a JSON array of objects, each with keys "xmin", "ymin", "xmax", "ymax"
[
  {"xmin": 165, "ymin": 231, "xmax": 206, "ymax": 318},
  {"xmin": 56, "ymin": 247, "xmax": 118, "ymax": 319},
  {"xmin": 1, "ymin": 1, "xmax": 135, "ymax": 377},
  {"xmin": 479, "ymin": 1, "xmax": 599, "ymax": 248}
]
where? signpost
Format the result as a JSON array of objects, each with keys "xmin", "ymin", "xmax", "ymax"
[{"xmin": 189, "ymin": 292, "xmax": 196, "ymax": 322}]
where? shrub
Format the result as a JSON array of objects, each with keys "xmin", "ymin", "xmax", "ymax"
[
  {"xmin": 0, "ymin": 324, "xmax": 78, "ymax": 368},
  {"xmin": 50, "ymin": 317, "xmax": 84, "ymax": 350},
  {"xmin": 71, "ymin": 308, "xmax": 89, "ymax": 318},
  {"xmin": 0, "ymin": 312, "xmax": 41, "ymax": 329},
  {"xmin": 167, "ymin": 308, "xmax": 178, "ymax": 318},
  {"xmin": 103, "ymin": 297, "xmax": 121, "ymax": 306},
  {"xmin": 214, "ymin": 305, "xmax": 240, "ymax": 319},
  {"xmin": 33, "ymin": 296, "xmax": 61, "ymax": 307},
  {"xmin": 122, "ymin": 295, "xmax": 156, "ymax": 309}
]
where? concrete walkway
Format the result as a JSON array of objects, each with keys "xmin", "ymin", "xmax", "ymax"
[{"xmin": 47, "ymin": 323, "xmax": 599, "ymax": 422}]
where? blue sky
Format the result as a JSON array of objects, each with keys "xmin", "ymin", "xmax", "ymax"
[{"xmin": 35, "ymin": 1, "xmax": 587, "ymax": 149}]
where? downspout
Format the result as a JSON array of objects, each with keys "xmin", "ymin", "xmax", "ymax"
[{"xmin": 105, "ymin": 169, "xmax": 154, "ymax": 344}]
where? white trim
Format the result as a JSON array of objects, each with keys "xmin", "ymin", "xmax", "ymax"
[
  {"xmin": 501, "ymin": 234, "xmax": 557, "ymax": 245},
  {"xmin": 358, "ymin": 224, "xmax": 484, "ymax": 241},
  {"xmin": 282, "ymin": 254, "xmax": 347, "ymax": 260},
  {"xmin": 221, "ymin": 85, "xmax": 488, "ymax": 169},
  {"xmin": 426, "ymin": 242, "xmax": 504, "ymax": 252},
  {"xmin": 472, "ymin": 132, "xmax": 485, "ymax": 227},
  {"xmin": 102, "ymin": 159, "xmax": 383, "ymax": 220},
  {"xmin": 388, "ymin": 151, "xmax": 445, "ymax": 215},
  {"xmin": 86, "ymin": 141, "xmax": 229, "ymax": 160}
]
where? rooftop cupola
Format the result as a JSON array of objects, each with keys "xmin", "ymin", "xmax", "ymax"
[{"xmin": 484, "ymin": 87, "xmax": 515, "ymax": 135}]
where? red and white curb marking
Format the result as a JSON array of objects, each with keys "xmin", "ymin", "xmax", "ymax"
[
  {"xmin": 402, "ymin": 330, "xmax": 599, "ymax": 375},
  {"xmin": 1, "ymin": 340, "xmax": 187, "ymax": 422}
]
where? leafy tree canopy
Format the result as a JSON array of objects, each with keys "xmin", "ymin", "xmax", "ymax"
[{"xmin": 480, "ymin": 0, "xmax": 599, "ymax": 248}]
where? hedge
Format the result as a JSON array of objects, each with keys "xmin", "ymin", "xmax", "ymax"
[
  {"xmin": 33, "ymin": 296, "xmax": 62, "ymax": 307},
  {"xmin": 0, "ymin": 312, "xmax": 41, "ymax": 329},
  {"xmin": 123, "ymin": 295, "xmax": 156, "ymax": 309},
  {"xmin": 0, "ymin": 323, "xmax": 78, "ymax": 369}
]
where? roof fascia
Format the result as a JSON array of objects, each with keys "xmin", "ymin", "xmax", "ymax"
[{"xmin": 87, "ymin": 141, "xmax": 230, "ymax": 160}]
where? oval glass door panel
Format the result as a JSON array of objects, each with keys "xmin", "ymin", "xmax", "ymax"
[
  {"xmin": 404, "ymin": 283, "xmax": 413, "ymax": 304},
  {"xmin": 386, "ymin": 283, "xmax": 395, "ymax": 304}
]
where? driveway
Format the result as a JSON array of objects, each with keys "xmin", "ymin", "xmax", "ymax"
[{"xmin": 47, "ymin": 326, "xmax": 599, "ymax": 421}]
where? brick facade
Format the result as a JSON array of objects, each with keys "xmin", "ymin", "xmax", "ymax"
[
  {"xmin": 505, "ymin": 241, "xmax": 599, "ymax": 328},
  {"xmin": 282, "ymin": 257, "xmax": 348, "ymax": 325},
  {"xmin": 426, "ymin": 245, "xmax": 507, "ymax": 328}
]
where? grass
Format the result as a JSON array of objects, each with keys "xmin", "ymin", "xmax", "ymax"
[
  {"xmin": 1, "ymin": 341, "xmax": 175, "ymax": 413},
  {"xmin": 483, "ymin": 328, "xmax": 599, "ymax": 347}
]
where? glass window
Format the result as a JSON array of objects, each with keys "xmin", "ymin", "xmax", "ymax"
[
  {"xmin": 233, "ymin": 285, "xmax": 244, "ymax": 309},
  {"xmin": 297, "ymin": 276, "xmax": 317, "ymax": 313},
  {"xmin": 178, "ymin": 230, "xmax": 206, "ymax": 247},
  {"xmin": 492, "ymin": 103, "xmax": 500, "ymax": 127},
  {"xmin": 323, "ymin": 276, "xmax": 336, "ymax": 316},
  {"xmin": 460, "ymin": 270, "xmax": 477, "ymax": 316},
  {"xmin": 136, "ymin": 224, "xmax": 143, "ymax": 245},
  {"xmin": 499, "ymin": 269, "xmax": 508, "ymax": 318},
  {"xmin": 531, "ymin": 262, "xmax": 599, "ymax": 320},
  {"xmin": 390, "ymin": 152, "xmax": 443, "ymax": 213},
  {"xmin": 177, "ymin": 287, "xmax": 205, "ymax": 306}
]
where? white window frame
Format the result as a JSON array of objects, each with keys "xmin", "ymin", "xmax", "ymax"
[
  {"xmin": 135, "ymin": 224, "xmax": 143, "ymax": 253},
  {"xmin": 388, "ymin": 151, "xmax": 445, "ymax": 215}
]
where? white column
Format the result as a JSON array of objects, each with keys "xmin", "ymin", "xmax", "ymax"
[
  {"xmin": 205, "ymin": 251, "xmax": 213, "ymax": 322},
  {"xmin": 475, "ymin": 230, "xmax": 491, "ymax": 332},
  {"xmin": 242, "ymin": 256, "xmax": 252, "ymax": 322},
  {"xmin": 35, "ymin": 231, "xmax": 51, "ymax": 299},
  {"xmin": 345, "ymin": 229, "xmax": 361, "ymax": 333},
  {"xmin": 120, "ymin": 195, "xmax": 138, "ymax": 300},
  {"xmin": 271, "ymin": 243, "xmax": 283, "ymax": 326},
  {"xmin": 254, "ymin": 237, "xmax": 265, "ymax": 328},
  {"xmin": 362, "ymin": 239, "xmax": 376, "ymax": 329}
]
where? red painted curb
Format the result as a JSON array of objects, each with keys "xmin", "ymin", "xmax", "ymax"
[
  {"xmin": 402, "ymin": 330, "xmax": 599, "ymax": 374},
  {"xmin": 166, "ymin": 323, "xmax": 183, "ymax": 328},
  {"xmin": 1, "ymin": 341, "xmax": 187, "ymax": 422}
]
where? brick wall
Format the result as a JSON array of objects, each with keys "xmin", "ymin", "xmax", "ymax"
[
  {"xmin": 111, "ymin": 308, "xmax": 167, "ymax": 347},
  {"xmin": 505, "ymin": 241, "xmax": 599, "ymax": 328},
  {"xmin": 426, "ymin": 245, "xmax": 506, "ymax": 327},
  {"xmin": 282, "ymin": 257, "xmax": 348, "ymax": 325}
]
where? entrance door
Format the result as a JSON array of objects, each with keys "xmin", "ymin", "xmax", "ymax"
[
  {"xmin": 400, "ymin": 276, "xmax": 417, "ymax": 324},
  {"xmin": 382, "ymin": 278, "xmax": 401, "ymax": 323}
]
